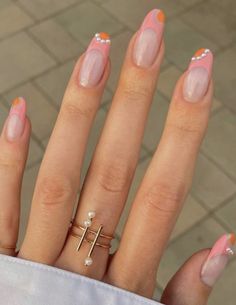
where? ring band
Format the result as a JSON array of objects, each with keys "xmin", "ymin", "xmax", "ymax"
[
  {"xmin": 71, "ymin": 223, "xmax": 113, "ymax": 240},
  {"xmin": 70, "ymin": 211, "xmax": 113, "ymax": 266}
]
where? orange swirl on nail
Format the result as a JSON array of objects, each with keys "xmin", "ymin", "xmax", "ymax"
[
  {"xmin": 229, "ymin": 233, "xmax": 236, "ymax": 245},
  {"xmin": 99, "ymin": 32, "xmax": 110, "ymax": 40},
  {"xmin": 12, "ymin": 97, "xmax": 21, "ymax": 107},
  {"xmin": 157, "ymin": 10, "xmax": 165, "ymax": 23}
]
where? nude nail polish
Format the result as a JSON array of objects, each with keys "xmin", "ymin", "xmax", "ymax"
[
  {"xmin": 79, "ymin": 32, "xmax": 111, "ymax": 88},
  {"xmin": 183, "ymin": 48, "xmax": 213, "ymax": 102},
  {"xmin": 6, "ymin": 97, "xmax": 26, "ymax": 141},
  {"xmin": 133, "ymin": 9, "xmax": 165, "ymax": 68},
  {"xmin": 201, "ymin": 233, "xmax": 235, "ymax": 287}
]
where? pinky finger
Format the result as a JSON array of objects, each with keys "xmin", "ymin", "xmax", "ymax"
[
  {"xmin": 161, "ymin": 234, "xmax": 235, "ymax": 305},
  {"xmin": 0, "ymin": 98, "xmax": 30, "ymax": 256}
]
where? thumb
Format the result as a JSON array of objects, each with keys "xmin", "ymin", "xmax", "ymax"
[{"xmin": 161, "ymin": 234, "xmax": 235, "ymax": 305}]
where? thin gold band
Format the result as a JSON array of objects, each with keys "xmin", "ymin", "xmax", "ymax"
[
  {"xmin": 72, "ymin": 223, "xmax": 113, "ymax": 240},
  {"xmin": 70, "ymin": 231, "xmax": 111, "ymax": 249}
]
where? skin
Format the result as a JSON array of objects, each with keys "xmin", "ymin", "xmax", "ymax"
[{"xmin": 0, "ymin": 28, "xmax": 214, "ymax": 304}]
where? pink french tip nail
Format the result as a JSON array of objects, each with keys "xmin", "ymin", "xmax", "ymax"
[
  {"xmin": 6, "ymin": 97, "xmax": 26, "ymax": 141},
  {"xmin": 201, "ymin": 233, "xmax": 235, "ymax": 287},
  {"xmin": 79, "ymin": 32, "xmax": 111, "ymax": 88},
  {"xmin": 183, "ymin": 48, "xmax": 213, "ymax": 103},
  {"xmin": 133, "ymin": 9, "xmax": 165, "ymax": 68}
]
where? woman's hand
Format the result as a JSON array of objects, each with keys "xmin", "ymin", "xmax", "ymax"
[{"xmin": 0, "ymin": 9, "xmax": 234, "ymax": 305}]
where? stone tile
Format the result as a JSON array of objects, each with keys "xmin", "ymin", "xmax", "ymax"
[
  {"xmin": 158, "ymin": 65, "xmax": 222, "ymax": 112},
  {"xmin": 35, "ymin": 60, "xmax": 75, "ymax": 108},
  {"xmin": 0, "ymin": 32, "xmax": 55, "ymax": 94},
  {"xmin": 213, "ymin": 47, "xmax": 236, "ymax": 112},
  {"xmin": 19, "ymin": 163, "xmax": 40, "ymax": 245},
  {"xmin": 27, "ymin": 138, "xmax": 43, "ymax": 168},
  {"xmin": 103, "ymin": 0, "xmax": 185, "ymax": 30},
  {"xmin": 143, "ymin": 93, "xmax": 169, "ymax": 152},
  {"xmin": 165, "ymin": 19, "xmax": 217, "ymax": 70},
  {"xmin": 202, "ymin": 108, "xmax": 236, "ymax": 180},
  {"xmin": 179, "ymin": 0, "xmax": 202, "ymax": 6},
  {"xmin": 171, "ymin": 195, "xmax": 207, "ymax": 240},
  {"xmin": 157, "ymin": 217, "xmax": 225, "ymax": 288},
  {"xmin": 0, "ymin": 3, "xmax": 33, "ymax": 40},
  {"xmin": 216, "ymin": 197, "xmax": 236, "ymax": 233},
  {"xmin": 116, "ymin": 157, "xmax": 151, "ymax": 237},
  {"xmin": 107, "ymin": 30, "xmax": 133, "ymax": 91},
  {"xmin": 18, "ymin": 0, "xmax": 79, "ymax": 20},
  {"xmin": 191, "ymin": 153, "xmax": 236, "ymax": 209},
  {"xmin": 208, "ymin": 258, "xmax": 236, "ymax": 305},
  {"xmin": 56, "ymin": 2, "xmax": 123, "ymax": 46},
  {"xmin": 4, "ymin": 82, "xmax": 58, "ymax": 140},
  {"xmin": 181, "ymin": 2, "xmax": 236, "ymax": 48},
  {"xmin": 30, "ymin": 19, "xmax": 83, "ymax": 62},
  {"xmin": 0, "ymin": 0, "xmax": 13, "ymax": 9},
  {"xmin": 158, "ymin": 65, "xmax": 182, "ymax": 100},
  {"xmin": 210, "ymin": 0, "xmax": 236, "ymax": 17},
  {"xmin": 0, "ymin": 103, "xmax": 8, "ymax": 130},
  {"xmin": 211, "ymin": 97, "xmax": 223, "ymax": 113}
]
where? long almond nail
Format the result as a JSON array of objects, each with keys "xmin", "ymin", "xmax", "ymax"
[
  {"xmin": 201, "ymin": 233, "xmax": 235, "ymax": 287},
  {"xmin": 183, "ymin": 48, "xmax": 213, "ymax": 102},
  {"xmin": 133, "ymin": 9, "xmax": 165, "ymax": 68},
  {"xmin": 6, "ymin": 97, "xmax": 26, "ymax": 141},
  {"xmin": 79, "ymin": 32, "xmax": 111, "ymax": 87}
]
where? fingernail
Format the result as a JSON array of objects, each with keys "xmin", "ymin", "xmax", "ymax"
[
  {"xmin": 6, "ymin": 97, "xmax": 26, "ymax": 141},
  {"xmin": 183, "ymin": 48, "xmax": 213, "ymax": 102},
  {"xmin": 133, "ymin": 9, "xmax": 165, "ymax": 68},
  {"xmin": 201, "ymin": 233, "xmax": 235, "ymax": 287},
  {"xmin": 79, "ymin": 32, "xmax": 111, "ymax": 87}
]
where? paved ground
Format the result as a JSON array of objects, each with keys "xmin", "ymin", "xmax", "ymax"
[{"xmin": 0, "ymin": 0, "xmax": 235, "ymax": 304}]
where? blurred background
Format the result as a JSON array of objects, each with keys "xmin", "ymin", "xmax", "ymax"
[{"xmin": 0, "ymin": 0, "xmax": 235, "ymax": 304}]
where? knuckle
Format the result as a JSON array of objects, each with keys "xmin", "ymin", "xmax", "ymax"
[
  {"xmin": 0, "ymin": 154, "xmax": 22, "ymax": 172},
  {"xmin": 96, "ymin": 159, "xmax": 132, "ymax": 194},
  {"xmin": 121, "ymin": 80, "xmax": 151, "ymax": 103},
  {"xmin": 167, "ymin": 121, "xmax": 202, "ymax": 136},
  {"xmin": 142, "ymin": 182, "xmax": 186, "ymax": 215},
  {"xmin": 62, "ymin": 101, "xmax": 94, "ymax": 120},
  {"xmin": 37, "ymin": 176, "xmax": 74, "ymax": 206}
]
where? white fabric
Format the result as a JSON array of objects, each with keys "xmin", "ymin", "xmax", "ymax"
[{"xmin": 0, "ymin": 254, "xmax": 164, "ymax": 305}]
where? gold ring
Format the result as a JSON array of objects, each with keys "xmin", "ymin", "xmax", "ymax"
[{"xmin": 70, "ymin": 211, "xmax": 113, "ymax": 266}]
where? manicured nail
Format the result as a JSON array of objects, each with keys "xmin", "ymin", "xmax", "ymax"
[
  {"xmin": 79, "ymin": 32, "xmax": 111, "ymax": 87},
  {"xmin": 6, "ymin": 97, "xmax": 26, "ymax": 141},
  {"xmin": 183, "ymin": 48, "xmax": 213, "ymax": 102},
  {"xmin": 201, "ymin": 233, "xmax": 235, "ymax": 287},
  {"xmin": 133, "ymin": 9, "xmax": 165, "ymax": 68}
]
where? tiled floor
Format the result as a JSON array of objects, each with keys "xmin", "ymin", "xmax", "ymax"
[{"xmin": 0, "ymin": 0, "xmax": 235, "ymax": 304}]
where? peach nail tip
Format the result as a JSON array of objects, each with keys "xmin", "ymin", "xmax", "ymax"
[{"xmin": 95, "ymin": 32, "xmax": 111, "ymax": 44}]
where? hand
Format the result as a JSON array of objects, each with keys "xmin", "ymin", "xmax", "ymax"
[{"xmin": 0, "ymin": 9, "xmax": 234, "ymax": 305}]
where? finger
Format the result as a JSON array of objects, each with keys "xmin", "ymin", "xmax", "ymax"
[
  {"xmin": 59, "ymin": 9, "xmax": 165, "ymax": 277},
  {"xmin": 0, "ymin": 98, "xmax": 30, "ymax": 256},
  {"xmin": 109, "ymin": 49, "xmax": 214, "ymax": 294},
  {"xmin": 19, "ymin": 33, "xmax": 111, "ymax": 263},
  {"xmin": 161, "ymin": 234, "xmax": 235, "ymax": 305}
]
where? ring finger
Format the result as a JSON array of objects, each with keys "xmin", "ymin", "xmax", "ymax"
[{"xmin": 59, "ymin": 9, "xmax": 165, "ymax": 278}]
